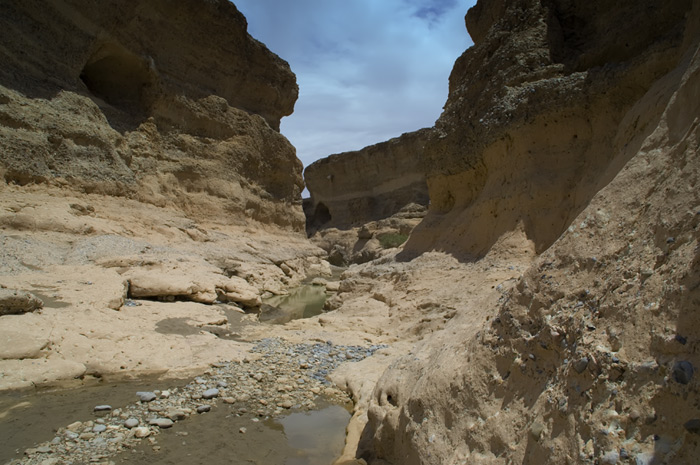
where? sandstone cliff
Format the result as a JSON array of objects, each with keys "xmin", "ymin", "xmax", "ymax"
[
  {"xmin": 0, "ymin": 0, "xmax": 304, "ymax": 230},
  {"xmin": 356, "ymin": 0, "xmax": 700, "ymax": 464},
  {"xmin": 304, "ymin": 129, "xmax": 430, "ymax": 232},
  {"xmin": 0, "ymin": 1, "xmax": 330, "ymax": 393}
]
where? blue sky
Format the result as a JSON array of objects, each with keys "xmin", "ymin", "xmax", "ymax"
[{"xmin": 233, "ymin": 0, "xmax": 476, "ymax": 168}]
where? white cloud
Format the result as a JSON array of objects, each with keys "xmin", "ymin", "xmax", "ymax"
[{"xmin": 233, "ymin": 0, "xmax": 476, "ymax": 168}]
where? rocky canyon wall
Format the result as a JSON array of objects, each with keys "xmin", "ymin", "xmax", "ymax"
[
  {"xmin": 304, "ymin": 129, "xmax": 430, "ymax": 231},
  {"xmin": 0, "ymin": 0, "xmax": 304, "ymax": 230},
  {"xmin": 359, "ymin": 0, "xmax": 700, "ymax": 464}
]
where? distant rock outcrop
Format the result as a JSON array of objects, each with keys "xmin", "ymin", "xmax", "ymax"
[
  {"xmin": 0, "ymin": 0, "xmax": 304, "ymax": 230},
  {"xmin": 304, "ymin": 129, "xmax": 430, "ymax": 232}
]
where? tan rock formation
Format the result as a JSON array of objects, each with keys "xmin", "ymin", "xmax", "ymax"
[
  {"xmin": 400, "ymin": 0, "xmax": 694, "ymax": 260},
  {"xmin": 0, "ymin": 0, "xmax": 304, "ymax": 230},
  {"xmin": 0, "ymin": 1, "xmax": 329, "ymax": 392},
  {"xmin": 304, "ymin": 129, "xmax": 431, "ymax": 232},
  {"xmin": 354, "ymin": 0, "xmax": 700, "ymax": 464}
]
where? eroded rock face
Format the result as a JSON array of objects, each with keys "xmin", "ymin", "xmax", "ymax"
[
  {"xmin": 0, "ymin": 0, "xmax": 304, "ymax": 230},
  {"xmin": 361, "ymin": 0, "xmax": 700, "ymax": 464},
  {"xmin": 401, "ymin": 0, "xmax": 693, "ymax": 259},
  {"xmin": 304, "ymin": 129, "xmax": 430, "ymax": 232}
]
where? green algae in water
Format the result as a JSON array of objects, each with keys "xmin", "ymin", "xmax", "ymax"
[{"xmin": 261, "ymin": 284, "xmax": 328, "ymax": 324}]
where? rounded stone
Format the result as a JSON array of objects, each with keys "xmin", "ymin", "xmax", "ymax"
[
  {"xmin": 202, "ymin": 388, "xmax": 220, "ymax": 399},
  {"xmin": 672, "ymin": 361, "xmax": 694, "ymax": 384},
  {"xmin": 573, "ymin": 357, "xmax": 589, "ymax": 374},
  {"xmin": 124, "ymin": 418, "xmax": 139, "ymax": 429},
  {"xmin": 94, "ymin": 405, "xmax": 112, "ymax": 412},
  {"xmin": 92, "ymin": 424, "xmax": 107, "ymax": 433},
  {"xmin": 133, "ymin": 427, "xmax": 151, "ymax": 438},
  {"xmin": 684, "ymin": 419, "xmax": 700, "ymax": 434},
  {"xmin": 149, "ymin": 418, "xmax": 174, "ymax": 429},
  {"xmin": 196, "ymin": 405, "xmax": 212, "ymax": 414},
  {"xmin": 136, "ymin": 391, "xmax": 157, "ymax": 402}
]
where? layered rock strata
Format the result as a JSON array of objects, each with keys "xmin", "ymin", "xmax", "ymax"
[
  {"xmin": 304, "ymin": 129, "xmax": 430, "ymax": 232},
  {"xmin": 0, "ymin": 0, "xmax": 304, "ymax": 230}
]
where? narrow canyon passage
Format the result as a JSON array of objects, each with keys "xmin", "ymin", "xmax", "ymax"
[{"xmin": 1, "ymin": 0, "xmax": 699, "ymax": 464}]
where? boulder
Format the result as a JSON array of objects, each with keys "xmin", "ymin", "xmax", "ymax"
[
  {"xmin": 0, "ymin": 289, "xmax": 43, "ymax": 315},
  {"xmin": 216, "ymin": 276, "xmax": 262, "ymax": 307}
]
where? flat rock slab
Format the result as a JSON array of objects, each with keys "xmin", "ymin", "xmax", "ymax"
[{"xmin": 0, "ymin": 330, "xmax": 49, "ymax": 359}]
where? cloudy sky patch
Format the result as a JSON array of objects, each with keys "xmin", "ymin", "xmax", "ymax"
[{"xmin": 233, "ymin": 0, "xmax": 476, "ymax": 168}]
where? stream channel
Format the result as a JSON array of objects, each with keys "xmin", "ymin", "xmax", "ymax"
[{"xmin": 0, "ymin": 277, "xmax": 359, "ymax": 465}]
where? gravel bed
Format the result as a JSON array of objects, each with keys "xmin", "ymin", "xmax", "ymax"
[{"xmin": 8, "ymin": 338, "xmax": 386, "ymax": 465}]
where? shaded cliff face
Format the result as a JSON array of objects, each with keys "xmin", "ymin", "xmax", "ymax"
[
  {"xmin": 304, "ymin": 129, "xmax": 430, "ymax": 232},
  {"xmin": 401, "ymin": 0, "xmax": 692, "ymax": 259},
  {"xmin": 0, "ymin": 0, "xmax": 304, "ymax": 230},
  {"xmin": 362, "ymin": 0, "xmax": 700, "ymax": 464}
]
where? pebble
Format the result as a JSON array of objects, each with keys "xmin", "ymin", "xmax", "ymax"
[
  {"xmin": 92, "ymin": 425, "xmax": 107, "ymax": 433},
  {"xmin": 239, "ymin": 427, "xmax": 247, "ymax": 434},
  {"xmin": 279, "ymin": 400, "xmax": 293, "ymax": 409},
  {"xmin": 148, "ymin": 418, "xmax": 174, "ymax": 429},
  {"xmin": 573, "ymin": 357, "xmax": 589, "ymax": 374},
  {"xmin": 124, "ymin": 418, "xmax": 139, "ymax": 429},
  {"xmin": 601, "ymin": 450, "xmax": 619, "ymax": 464},
  {"xmin": 133, "ymin": 427, "xmax": 151, "ymax": 438},
  {"xmin": 136, "ymin": 391, "xmax": 157, "ymax": 402},
  {"xmin": 672, "ymin": 360, "xmax": 694, "ymax": 384},
  {"xmin": 167, "ymin": 410, "xmax": 187, "ymax": 421},
  {"xmin": 202, "ymin": 388, "xmax": 220, "ymax": 399},
  {"xmin": 196, "ymin": 405, "xmax": 211, "ymax": 414},
  {"xmin": 684, "ymin": 419, "xmax": 700, "ymax": 434},
  {"xmin": 93, "ymin": 405, "xmax": 112, "ymax": 412}
]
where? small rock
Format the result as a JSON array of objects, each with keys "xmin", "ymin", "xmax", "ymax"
[
  {"xmin": 124, "ymin": 418, "xmax": 139, "ymax": 429},
  {"xmin": 160, "ymin": 390, "xmax": 171, "ymax": 398},
  {"xmin": 133, "ymin": 427, "xmax": 151, "ymax": 438},
  {"xmin": 239, "ymin": 427, "xmax": 247, "ymax": 434},
  {"xmin": 672, "ymin": 361, "xmax": 694, "ymax": 384},
  {"xmin": 573, "ymin": 357, "xmax": 589, "ymax": 374},
  {"xmin": 197, "ymin": 405, "xmax": 211, "ymax": 414},
  {"xmin": 148, "ymin": 418, "xmax": 174, "ymax": 429},
  {"xmin": 279, "ymin": 400, "xmax": 293, "ymax": 409},
  {"xmin": 167, "ymin": 410, "xmax": 187, "ymax": 421},
  {"xmin": 36, "ymin": 446, "xmax": 52, "ymax": 453},
  {"xmin": 530, "ymin": 421, "xmax": 545, "ymax": 440},
  {"xmin": 684, "ymin": 419, "xmax": 700, "ymax": 434},
  {"xmin": 92, "ymin": 424, "xmax": 107, "ymax": 433},
  {"xmin": 94, "ymin": 405, "xmax": 112, "ymax": 412},
  {"xmin": 222, "ymin": 397, "xmax": 236, "ymax": 404},
  {"xmin": 202, "ymin": 388, "xmax": 219, "ymax": 399},
  {"xmin": 136, "ymin": 391, "xmax": 157, "ymax": 402},
  {"xmin": 601, "ymin": 450, "xmax": 619, "ymax": 464}
]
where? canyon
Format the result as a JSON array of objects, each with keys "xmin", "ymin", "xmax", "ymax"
[{"xmin": 1, "ymin": 0, "xmax": 699, "ymax": 465}]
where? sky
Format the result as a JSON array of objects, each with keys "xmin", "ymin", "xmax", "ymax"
[{"xmin": 233, "ymin": 0, "xmax": 476, "ymax": 169}]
